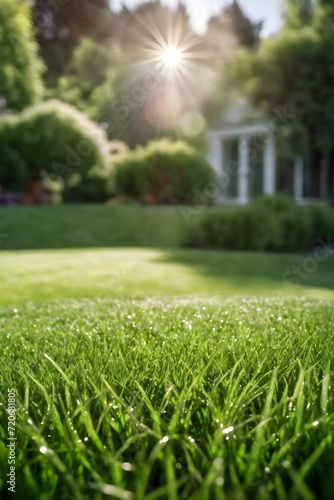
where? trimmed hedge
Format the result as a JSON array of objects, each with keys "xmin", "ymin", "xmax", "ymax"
[
  {"xmin": 114, "ymin": 139, "xmax": 215, "ymax": 205},
  {"xmin": 186, "ymin": 195, "xmax": 334, "ymax": 253}
]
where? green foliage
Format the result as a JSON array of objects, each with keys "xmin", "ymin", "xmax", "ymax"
[
  {"xmin": 61, "ymin": 167, "xmax": 112, "ymax": 203},
  {"xmin": 186, "ymin": 195, "xmax": 326, "ymax": 252},
  {"xmin": 0, "ymin": 0, "xmax": 44, "ymax": 110},
  {"xmin": 232, "ymin": 1, "xmax": 334, "ymax": 163},
  {"xmin": 32, "ymin": 0, "xmax": 114, "ymax": 84},
  {"xmin": 307, "ymin": 201, "xmax": 334, "ymax": 244},
  {"xmin": 48, "ymin": 38, "xmax": 122, "ymax": 121},
  {"xmin": 249, "ymin": 195, "xmax": 312, "ymax": 251},
  {"xmin": 16, "ymin": 100, "xmax": 109, "ymax": 179},
  {"xmin": 0, "ymin": 117, "xmax": 27, "ymax": 190},
  {"xmin": 284, "ymin": 0, "xmax": 317, "ymax": 26},
  {"xmin": 114, "ymin": 139, "xmax": 215, "ymax": 204},
  {"xmin": 0, "ymin": 100, "xmax": 110, "ymax": 199}
]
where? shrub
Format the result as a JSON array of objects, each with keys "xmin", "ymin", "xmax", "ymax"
[
  {"xmin": 114, "ymin": 139, "xmax": 215, "ymax": 205},
  {"xmin": 62, "ymin": 167, "xmax": 113, "ymax": 204},
  {"xmin": 16, "ymin": 100, "xmax": 109, "ymax": 179},
  {"xmin": 248, "ymin": 195, "xmax": 312, "ymax": 252},
  {"xmin": 186, "ymin": 207, "xmax": 250, "ymax": 250},
  {"xmin": 186, "ymin": 195, "xmax": 314, "ymax": 253},
  {"xmin": 0, "ymin": 100, "xmax": 111, "ymax": 201},
  {"xmin": 0, "ymin": 117, "xmax": 28, "ymax": 190},
  {"xmin": 307, "ymin": 202, "xmax": 334, "ymax": 245}
]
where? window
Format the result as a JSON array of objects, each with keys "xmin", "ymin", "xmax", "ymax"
[
  {"xmin": 276, "ymin": 156, "xmax": 294, "ymax": 197},
  {"xmin": 248, "ymin": 136, "xmax": 264, "ymax": 198},
  {"xmin": 222, "ymin": 138, "xmax": 238, "ymax": 197}
]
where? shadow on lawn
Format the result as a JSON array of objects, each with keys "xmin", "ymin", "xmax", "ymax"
[{"xmin": 154, "ymin": 248, "xmax": 334, "ymax": 293}]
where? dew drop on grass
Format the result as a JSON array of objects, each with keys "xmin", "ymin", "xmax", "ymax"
[
  {"xmin": 222, "ymin": 426, "xmax": 234, "ymax": 435},
  {"xmin": 213, "ymin": 457, "xmax": 223, "ymax": 467},
  {"xmin": 312, "ymin": 421, "xmax": 319, "ymax": 427},
  {"xmin": 161, "ymin": 436, "xmax": 169, "ymax": 443},
  {"xmin": 39, "ymin": 446, "xmax": 48, "ymax": 454},
  {"xmin": 122, "ymin": 462, "xmax": 132, "ymax": 471}
]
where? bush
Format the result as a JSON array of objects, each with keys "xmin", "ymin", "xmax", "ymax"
[
  {"xmin": 0, "ymin": 118, "xmax": 27, "ymax": 190},
  {"xmin": 307, "ymin": 202, "xmax": 334, "ymax": 245},
  {"xmin": 0, "ymin": 100, "xmax": 111, "ymax": 201},
  {"xmin": 62, "ymin": 167, "xmax": 112, "ymax": 204},
  {"xmin": 114, "ymin": 139, "xmax": 215, "ymax": 205},
  {"xmin": 187, "ymin": 195, "xmax": 315, "ymax": 253}
]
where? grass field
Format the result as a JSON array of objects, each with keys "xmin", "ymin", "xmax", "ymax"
[
  {"xmin": 1, "ymin": 247, "xmax": 334, "ymax": 306},
  {"xmin": 1, "ymin": 296, "xmax": 334, "ymax": 499},
  {"xmin": 1, "ymin": 207, "xmax": 334, "ymax": 499}
]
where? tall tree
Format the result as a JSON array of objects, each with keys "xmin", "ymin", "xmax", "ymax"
[
  {"xmin": 0, "ymin": 0, "xmax": 44, "ymax": 111},
  {"xmin": 31, "ymin": 0, "xmax": 114, "ymax": 84},
  {"xmin": 205, "ymin": 0, "xmax": 262, "ymax": 60},
  {"xmin": 200, "ymin": 0, "xmax": 263, "ymax": 123},
  {"xmin": 49, "ymin": 37, "xmax": 122, "ymax": 121},
  {"xmin": 232, "ymin": 0, "xmax": 334, "ymax": 199},
  {"xmin": 284, "ymin": 0, "xmax": 317, "ymax": 25}
]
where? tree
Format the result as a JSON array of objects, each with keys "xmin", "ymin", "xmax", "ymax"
[
  {"xmin": 31, "ymin": 0, "xmax": 114, "ymax": 84},
  {"xmin": 0, "ymin": 0, "xmax": 44, "ymax": 111},
  {"xmin": 100, "ymin": 1, "xmax": 203, "ymax": 146},
  {"xmin": 48, "ymin": 38, "xmax": 122, "ymax": 121},
  {"xmin": 113, "ymin": 1, "xmax": 198, "ymax": 65},
  {"xmin": 201, "ymin": 1, "xmax": 263, "ymax": 126},
  {"xmin": 205, "ymin": 0, "xmax": 262, "ymax": 60},
  {"xmin": 284, "ymin": 0, "xmax": 317, "ymax": 26},
  {"xmin": 232, "ymin": 0, "xmax": 334, "ymax": 199}
]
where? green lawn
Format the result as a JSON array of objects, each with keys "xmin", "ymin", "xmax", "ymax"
[
  {"xmin": 1, "ymin": 296, "xmax": 334, "ymax": 499},
  {"xmin": 1, "ymin": 247, "xmax": 334, "ymax": 306},
  {"xmin": 1, "ymin": 207, "xmax": 334, "ymax": 499}
]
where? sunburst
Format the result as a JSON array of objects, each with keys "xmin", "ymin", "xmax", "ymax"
[{"xmin": 160, "ymin": 46, "xmax": 182, "ymax": 68}]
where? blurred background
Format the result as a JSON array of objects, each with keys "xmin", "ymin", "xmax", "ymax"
[{"xmin": 1, "ymin": 0, "xmax": 334, "ymax": 303}]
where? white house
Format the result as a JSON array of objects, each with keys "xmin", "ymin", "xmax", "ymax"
[{"xmin": 206, "ymin": 99, "xmax": 329, "ymax": 204}]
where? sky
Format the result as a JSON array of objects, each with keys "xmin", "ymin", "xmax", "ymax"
[{"xmin": 112, "ymin": 0, "xmax": 284, "ymax": 37}]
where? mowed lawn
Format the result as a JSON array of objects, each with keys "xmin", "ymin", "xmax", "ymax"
[
  {"xmin": 1, "ymin": 206, "xmax": 334, "ymax": 499},
  {"xmin": 0, "ymin": 296, "xmax": 334, "ymax": 499},
  {"xmin": 1, "ymin": 247, "xmax": 334, "ymax": 306}
]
